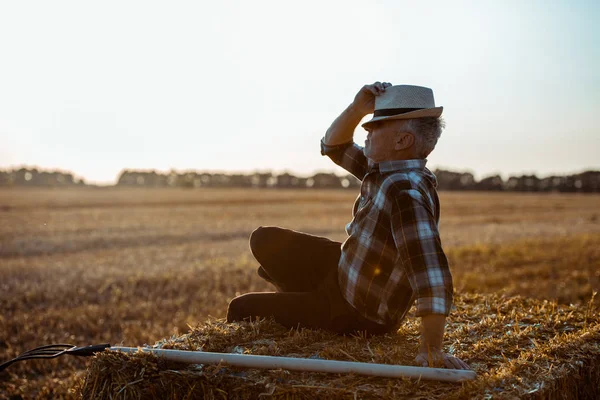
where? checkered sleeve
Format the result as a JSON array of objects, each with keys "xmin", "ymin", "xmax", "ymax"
[
  {"xmin": 390, "ymin": 187, "xmax": 453, "ymax": 316},
  {"xmin": 320, "ymin": 139, "xmax": 368, "ymax": 181}
]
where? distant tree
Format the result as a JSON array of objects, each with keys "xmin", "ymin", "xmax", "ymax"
[
  {"xmin": 275, "ymin": 173, "xmax": 301, "ymax": 188},
  {"xmin": 575, "ymin": 171, "xmax": 600, "ymax": 193},
  {"xmin": 143, "ymin": 171, "xmax": 160, "ymax": 187},
  {"xmin": 117, "ymin": 170, "xmax": 136, "ymax": 186},
  {"xmin": 14, "ymin": 168, "xmax": 29, "ymax": 185},
  {"xmin": 250, "ymin": 172, "xmax": 273, "ymax": 188},
  {"xmin": 229, "ymin": 174, "xmax": 253, "ymax": 187},
  {"xmin": 311, "ymin": 173, "xmax": 342, "ymax": 188},
  {"xmin": 434, "ymin": 170, "xmax": 476, "ymax": 190},
  {"xmin": 505, "ymin": 175, "xmax": 541, "ymax": 192},
  {"xmin": 0, "ymin": 171, "xmax": 10, "ymax": 186},
  {"xmin": 473, "ymin": 175, "xmax": 504, "ymax": 191}
]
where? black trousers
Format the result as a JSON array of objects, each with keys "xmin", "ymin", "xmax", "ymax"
[{"xmin": 226, "ymin": 226, "xmax": 394, "ymax": 335}]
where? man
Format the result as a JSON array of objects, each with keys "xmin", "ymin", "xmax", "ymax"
[{"xmin": 227, "ymin": 82, "xmax": 469, "ymax": 370}]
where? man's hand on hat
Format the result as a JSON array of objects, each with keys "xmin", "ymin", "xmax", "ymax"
[{"xmin": 352, "ymin": 81, "xmax": 392, "ymax": 116}]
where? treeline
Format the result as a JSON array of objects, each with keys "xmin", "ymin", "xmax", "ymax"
[
  {"xmin": 117, "ymin": 170, "xmax": 361, "ymax": 189},
  {"xmin": 1, "ymin": 167, "xmax": 599, "ymax": 193},
  {"xmin": 0, "ymin": 168, "xmax": 85, "ymax": 187},
  {"xmin": 116, "ymin": 169, "xmax": 600, "ymax": 193},
  {"xmin": 434, "ymin": 170, "xmax": 600, "ymax": 192}
]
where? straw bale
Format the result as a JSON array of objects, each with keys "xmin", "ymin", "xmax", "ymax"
[{"xmin": 81, "ymin": 292, "xmax": 599, "ymax": 399}]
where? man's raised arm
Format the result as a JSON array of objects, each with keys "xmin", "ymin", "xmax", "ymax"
[
  {"xmin": 321, "ymin": 82, "xmax": 392, "ymax": 180},
  {"xmin": 323, "ymin": 82, "xmax": 392, "ymax": 145}
]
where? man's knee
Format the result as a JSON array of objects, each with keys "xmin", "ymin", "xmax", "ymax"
[
  {"xmin": 249, "ymin": 226, "xmax": 265, "ymax": 254},
  {"xmin": 249, "ymin": 226, "xmax": 280, "ymax": 260}
]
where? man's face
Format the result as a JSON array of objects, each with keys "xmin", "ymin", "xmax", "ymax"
[{"xmin": 363, "ymin": 120, "xmax": 409, "ymax": 163}]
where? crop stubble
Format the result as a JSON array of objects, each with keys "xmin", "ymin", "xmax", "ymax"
[{"xmin": 0, "ymin": 188, "xmax": 598, "ymax": 398}]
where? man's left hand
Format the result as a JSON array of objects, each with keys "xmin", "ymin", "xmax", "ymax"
[{"xmin": 415, "ymin": 349, "xmax": 471, "ymax": 370}]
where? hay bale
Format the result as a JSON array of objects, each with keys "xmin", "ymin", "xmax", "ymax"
[{"xmin": 81, "ymin": 292, "xmax": 599, "ymax": 399}]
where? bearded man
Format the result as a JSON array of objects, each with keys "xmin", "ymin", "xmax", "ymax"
[{"xmin": 227, "ymin": 82, "xmax": 469, "ymax": 370}]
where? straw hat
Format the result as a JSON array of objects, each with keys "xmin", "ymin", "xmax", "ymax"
[{"xmin": 361, "ymin": 84, "xmax": 443, "ymax": 128}]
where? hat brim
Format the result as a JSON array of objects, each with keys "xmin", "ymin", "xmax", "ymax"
[{"xmin": 361, "ymin": 107, "xmax": 443, "ymax": 128}]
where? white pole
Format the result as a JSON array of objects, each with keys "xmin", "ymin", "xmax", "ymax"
[{"xmin": 111, "ymin": 347, "xmax": 476, "ymax": 383}]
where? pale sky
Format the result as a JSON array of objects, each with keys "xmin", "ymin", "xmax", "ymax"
[{"xmin": 1, "ymin": 0, "xmax": 598, "ymax": 184}]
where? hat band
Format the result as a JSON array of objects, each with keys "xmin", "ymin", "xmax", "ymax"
[{"xmin": 374, "ymin": 107, "xmax": 424, "ymax": 117}]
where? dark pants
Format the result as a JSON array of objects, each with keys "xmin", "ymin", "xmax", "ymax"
[{"xmin": 226, "ymin": 226, "xmax": 394, "ymax": 335}]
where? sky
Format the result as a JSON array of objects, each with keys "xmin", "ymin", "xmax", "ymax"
[{"xmin": 0, "ymin": 0, "xmax": 598, "ymax": 185}]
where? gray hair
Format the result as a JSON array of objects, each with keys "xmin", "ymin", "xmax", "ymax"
[{"xmin": 399, "ymin": 117, "xmax": 446, "ymax": 159}]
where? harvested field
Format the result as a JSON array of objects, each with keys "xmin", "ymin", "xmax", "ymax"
[
  {"xmin": 0, "ymin": 188, "xmax": 599, "ymax": 399},
  {"xmin": 82, "ymin": 293, "xmax": 599, "ymax": 399}
]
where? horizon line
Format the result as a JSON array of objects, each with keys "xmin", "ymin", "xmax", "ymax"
[{"xmin": 2, "ymin": 163, "xmax": 600, "ymax": 186}]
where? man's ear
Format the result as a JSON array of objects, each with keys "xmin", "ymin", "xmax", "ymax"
[{"xmin": 395, "ymin": 132, "xmax": 414, "ymax": 151}]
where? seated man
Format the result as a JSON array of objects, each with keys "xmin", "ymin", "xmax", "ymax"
[{"xmin": 227, "ymin": 82, "xmax": 469, "ymax": 369}]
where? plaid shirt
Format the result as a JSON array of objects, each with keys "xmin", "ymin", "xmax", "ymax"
[{"xmin": 321, "ymin": 139, "xmax": 453, "ymax": 326}]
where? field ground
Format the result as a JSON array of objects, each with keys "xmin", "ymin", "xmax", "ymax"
[{"xmin": 0, "ymin": 188, "xmax": 599, "ymax": 398}]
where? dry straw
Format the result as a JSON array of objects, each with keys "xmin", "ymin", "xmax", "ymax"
[{"xmin": 82, "ymin": 292, "xmax": 599, "ymax": 399}]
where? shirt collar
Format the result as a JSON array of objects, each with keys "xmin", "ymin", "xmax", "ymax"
[{"xmin": 367, "ymin": 158, "xmax": 428, "ymax": 173}]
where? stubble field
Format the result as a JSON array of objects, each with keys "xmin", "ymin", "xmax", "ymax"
[{"xmin": 0, "ymin": 188, "xmax": 599, "ymax": 399}]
